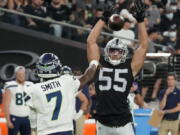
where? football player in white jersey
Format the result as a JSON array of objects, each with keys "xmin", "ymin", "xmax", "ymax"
[
  {"xmin": 4, "ymin": 66, "xmax": 33, "ymax": 135},
  {"xmin": 24, "ymin": 53, "xmax": 98, "ymax": 135}
]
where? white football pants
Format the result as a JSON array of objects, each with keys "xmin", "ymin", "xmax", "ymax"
[{"xmin": 96, "ymin": 121, "xmax": 135, "ymax": 135}]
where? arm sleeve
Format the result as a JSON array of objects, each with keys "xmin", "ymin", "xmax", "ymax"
[
  {"xmin": 29, "ymin": 108, "xmax": 37, "ymax": 129},
  {"xmin": 24, "ymin": 86, "xmax": 34, "ymax": 108},
  {"xmin": 3, "ymin": 82, "xmax": 16, "ymax": 91},
  {"xmin": 72, "ymin": 76, "xmax": 80, "ymax": 93}
]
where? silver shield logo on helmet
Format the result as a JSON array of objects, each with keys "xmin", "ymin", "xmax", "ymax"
[{"xmin": 104, "ymin": 38, "xmax": 128, "ymax": 65}]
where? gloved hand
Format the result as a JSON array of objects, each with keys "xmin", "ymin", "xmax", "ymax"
[
  {"xmin": 130, "ymin": 0, "xmax": 146, "ymax": 23},
  {"xmin": 101, "ymin": 6, "xmax": 116, "ymax": 24},
  {"xmin": 74, "ymin": 110, "xmax": 84, "ymax": 120}
]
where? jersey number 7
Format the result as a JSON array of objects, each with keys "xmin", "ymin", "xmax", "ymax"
[{"xmin": 46, "ymin": 91, "xmax": 62, "ymax": 120}]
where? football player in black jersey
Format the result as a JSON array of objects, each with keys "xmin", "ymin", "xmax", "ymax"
[{"xmin": 86, "ymin": 0, "xmax": 148, "ymax": 135}]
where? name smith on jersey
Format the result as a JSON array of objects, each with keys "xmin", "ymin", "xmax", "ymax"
[{"xmin": 41, "ymin": 81, "xmax": 61, "ymax": 91}]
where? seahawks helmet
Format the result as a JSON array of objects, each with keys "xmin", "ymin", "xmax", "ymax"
[
  {"xmin": 36, "ymin": 53, "xmax": 62, "ymax": 78},
  {"xmin": 60, "ymin": 65, "xmax": 73, "ymax": 75},
  {"xmin": 104, "ymin": 38, "xmax": 128, "ymax": 65}
]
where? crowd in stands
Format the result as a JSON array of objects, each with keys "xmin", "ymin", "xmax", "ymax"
[{"xmin": 0, "ymin": 0, "xmax": 179, "ymax": 51}]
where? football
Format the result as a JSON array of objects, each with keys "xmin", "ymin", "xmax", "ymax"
[{"xmin": 108, "ymin": 14, "xmax": 125, "ymax": 31}]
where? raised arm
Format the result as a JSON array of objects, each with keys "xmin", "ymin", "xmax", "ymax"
[
  {"xmin": 131, "ymin": 0, "xmax": 148, "ymax": 77},
  {"xmin": 87, "ymin": 20, "xmax": 105, "ymax": 62},
  {"xmin": 131, "ymin": 22, "xmax": 148, "ymax": 76},
  {"xmin": 78, "ymin": 64, "xmax": 97, "ymax": 90},
  {"xmin": 79, "ymin": 19, "xmax": 105, "ymax": 90},
  {"xmin": 87, "ymin": 6, "xmax": 113, "ymax": 62},
  {"xmin": 84, "ymin": 14, "xmax": 111, "ymax": 89}
]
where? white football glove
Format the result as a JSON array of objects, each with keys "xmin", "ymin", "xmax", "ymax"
[
  {"xmin": 74, "ymin": 110, "xmax": 84, "ymax": 120},
  {"xmin": 120, "ymin": 9, "xmax": 137, "ymax": 23}
]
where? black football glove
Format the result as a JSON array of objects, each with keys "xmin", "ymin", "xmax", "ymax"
[
  {"xmin": 130, "ymin": 0, "xmax": 146, "ymax": 23},
  {"xmin": 101, "ymin": 6, "xmax": 117, "ymax": 24}
]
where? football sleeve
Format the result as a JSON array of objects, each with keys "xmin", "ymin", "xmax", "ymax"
[
  {"xmin": 3, "ymin": 82, "xmax": 15, "ymax": 91},
  {"xmin": 29, "ymin": 108, "xmax": 37, "ymax": 129},
  {"xmin": 71, "ymin": 76, "xmax": 80, "ymax": 93},
  {"xmin": 24, "ymin": 86, "xmax": 34, "ymax": 108}
]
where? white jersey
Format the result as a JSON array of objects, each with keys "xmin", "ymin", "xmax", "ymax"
[
  {"xmin": 4, "ymin": 81, "xmax": 34, "ymax": 117},
  {"xmin": 24, "ymin": 74, "xmax": 80, "ymax": 135}
]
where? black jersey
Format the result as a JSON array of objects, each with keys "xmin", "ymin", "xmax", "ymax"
[{"xmin": 94, "ymin": 57, "xmax": 134, "ymax": 127}]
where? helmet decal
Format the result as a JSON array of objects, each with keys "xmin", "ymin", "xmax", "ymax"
[
  {"xmin": 104, "ymin": 38, "xmax": 129, "ymax": 65},
  {"xmin": 36, "ymin": 53, "xmax": 62, "ymax": 78}
]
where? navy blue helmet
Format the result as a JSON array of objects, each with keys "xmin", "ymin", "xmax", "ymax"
[
  {"xmin": 60, "ymin": 66, "xmax": 72, "ymax": 75},
  {"xmin": 36, "ymin": 53, "xmax": 62, "ymax": 78}
]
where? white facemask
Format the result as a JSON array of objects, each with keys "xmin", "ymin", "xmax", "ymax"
[{"xmin": 166, "ymin": 13, "xmax": 174, "ymax": 20}]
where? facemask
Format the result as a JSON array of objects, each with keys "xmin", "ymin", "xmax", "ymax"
[{"xmin": 166, "ymin": 13, "xmax": 174, "ymax": 20}]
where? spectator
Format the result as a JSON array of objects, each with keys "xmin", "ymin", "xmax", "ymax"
[
  {"xmin": 70, "ymin": 10, "xmax": 91, "ymax": 42},
  {"xmin": 115, "ymin": 0, "xmax": 130, "ymax": 12},
  {"xmin": 92, "ymin": 0, "xmax": 115, "ymax": 10},
  {"xmin": 89, "ymin": 7, "xmax": 103, "ymax": 26},
  {"xmin": 147, "ymin": 27, "xmax": 161, "ymax": 52},
  {"xmin": 24, "ymin": 0, "xmax": 49, "ymax": 33},
  {"xmin": 158, "ymin": 72, "xmax": 180, "ymax": 135},
  {"xmin": 152, "ymin": 0, "xmax": 166, "ymax": 9},
  {"xmin": 162, "ymin": 24, "xmax": 177, "ymax": 47},
  {"xmin": 3, "ymin": 66, "xmax": 33, "ymax": 135},
  {"xmin": 0, "ymin": 0, "xmax": 7, "ymax": 21},
  {"xmin": 47, "ymin": 0, "xmax": 70, "ymax": 21},
  {"xmin": 113, "ymin": 19, "xmax": 135, "ymax": 48},
  {"xmin": 75, "ymin": 0, "xmax": 91, "ymax": 10},
  {"xmin": 4, "ymin": 0, "xmax": 27, "ymax": 26},
  {"xmin": 158, "ymin": 6, "xmax": 176, "ymax": 32},
  {"xmin": 63, "ymin": 10, "xmax": 90, "ymax": 42},
  {"xmin": 146, "ymin": 3, "xmax": 161, "ymax": 28},
  {"xmin": 47, "ymin": 0, "xmax": 71, "ymax": 37}
]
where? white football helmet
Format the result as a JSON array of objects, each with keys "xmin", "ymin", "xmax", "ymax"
[{"xmin": 104, "ymin": 38, "xmax": 129, "ymax": 65}]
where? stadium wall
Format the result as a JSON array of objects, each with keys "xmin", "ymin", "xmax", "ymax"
[{"xmin": 0, "ymin": 22, "xmax": 88, "ymax": 82}]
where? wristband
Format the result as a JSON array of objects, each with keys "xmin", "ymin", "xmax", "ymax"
[
  {"xmin": 74, "ymin": 109, "xmax": 84, "ymax": 120},
  {"xmin": 89, "ymin": 60, "xmax": 99, "ymax": 68}
]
